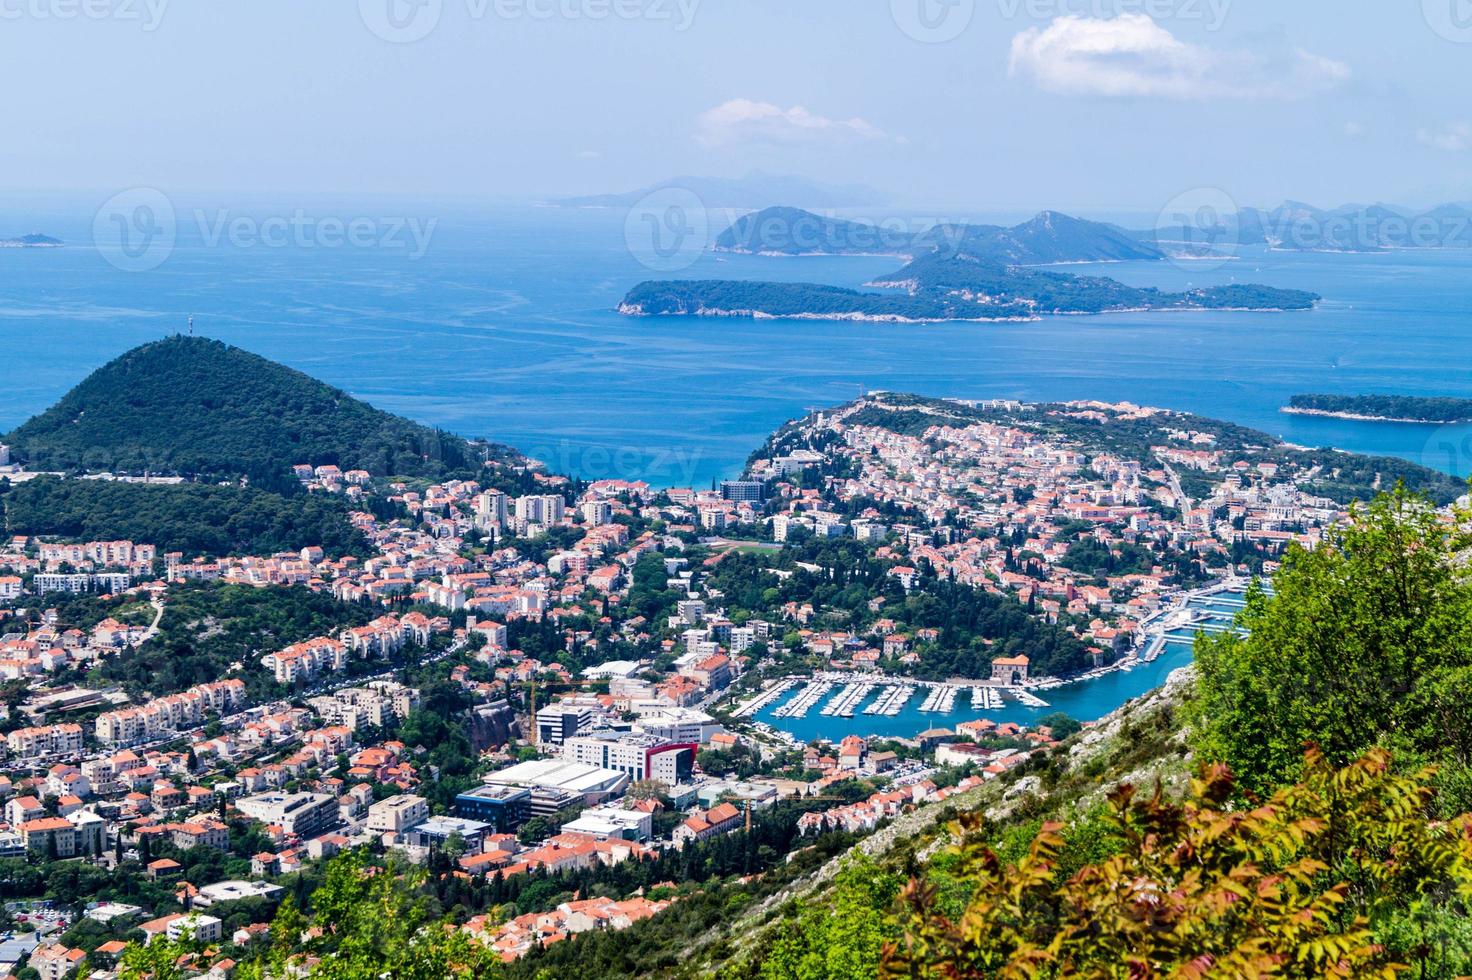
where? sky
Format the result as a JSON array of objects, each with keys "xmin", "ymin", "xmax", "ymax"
[{"xmin": 3, "ymin": 0, "xmax": 1472, "ymax": 214}]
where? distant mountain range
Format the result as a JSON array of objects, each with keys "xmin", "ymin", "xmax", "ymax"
[
  {"xmin": 1218, "ymin": 201, "xmax": 1472, "ymax": 252},
  {"xmin": 0, "ymin": 233, "xmax": 62, "ymax": 248},
  {"xmin": 550, "ymin": 173, "xmax": 885, "ymax": 210}
]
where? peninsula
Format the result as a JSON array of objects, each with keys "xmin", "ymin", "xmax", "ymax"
[{"xmin": 1283, "ymin": 393, "xmax": 1472, "ymax": 423}]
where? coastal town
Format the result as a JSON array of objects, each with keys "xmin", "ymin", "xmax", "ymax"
[{"xmin": 0, "ymin": 386, "xmax": 1435, "ymax": 978}]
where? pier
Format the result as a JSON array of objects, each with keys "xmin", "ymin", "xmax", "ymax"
[
  {"xmin": 773, "ymin": 680, "xmax": 832, "ymax": 719},
  {"xmin": 820, "ymin": 682, "xmax": 875, "ymax": 718},
  {"xmin": 919, "ymin": 683, "xmax": 959, "ymax": 713},
  {"xmin": 864, "ymin": 684, "xmax": 916, "ymax": 716},
  {"xmin": 1007, "ymin": 686, "xmax": 1049, "ymax": 708},
  {"xmin": 733, "ymin": 679, "xmax": 795, "ymax": 718}
]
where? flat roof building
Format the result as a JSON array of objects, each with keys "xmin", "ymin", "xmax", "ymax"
[{"xmin": 235, "ymin": 792, "xmax": 338, "ymax": 839}]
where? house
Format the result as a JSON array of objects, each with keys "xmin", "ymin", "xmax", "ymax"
[
  {"xmin": 29, "ymin": 945, "xmax": 85, "ymax": 980},
  {"xmin": 672, "ymin": 802, "xmax": 742, "ymax": 849}
]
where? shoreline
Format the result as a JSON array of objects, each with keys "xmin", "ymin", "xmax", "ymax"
[{"xmin": 1281, "ymin": 406, "xmax": 1471, "ymax": 424}]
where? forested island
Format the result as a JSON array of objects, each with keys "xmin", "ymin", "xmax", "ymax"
[
  {"xmin": 0, "ymin": 233, "xmax": 62, "ymax": 247},
  {"xmin": 1285, "ymin": 393, "xmax": 1472, "ymax": 423},
  {"xmin": 626, "ymin": 206, "xmax": 1318, "ymax": 323},
  {"xmin": 619, "ymin": 266, "xmax": 1318, "ymax": 322}
]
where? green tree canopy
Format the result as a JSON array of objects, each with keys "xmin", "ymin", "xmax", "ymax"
[{"xmin": 1189, "ymin": 486, "xmax": 1472, "ymax": 804}]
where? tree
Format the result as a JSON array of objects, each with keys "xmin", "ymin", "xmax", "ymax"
[
  {"xmin": 1189, "ymin": 486, "xmax": 1472, "ymax": 806},
  {"xmin": 758, "ymin": 855, "xmax": 900, "ymax": 980},
  {"xmin": 883, "ymin": 748, "xmax": 1472, "ymax": 978}
]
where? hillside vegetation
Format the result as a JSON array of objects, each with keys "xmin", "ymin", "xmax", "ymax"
[
  {"xmin": 1288, "ymin": 393, "xmax": 1472, "ymax": 422},
  {"xmin": 0, "ymin": 475, "xmax": 371, "ymax": 557},
  {"xmin": 4, "ymin": 336, "xmax": 485, "ymax": 487}
]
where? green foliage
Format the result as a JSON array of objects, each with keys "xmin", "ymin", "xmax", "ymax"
[
  {"xmin": 1189, "ymin": 486, "xmax": 1472, "ymax": 807},
  {"xmin": 1, "ymin": 475, "xmax": 370, "ymax": 556},
  {"xmin": 884, "ymin": 748, "xmax": 1472, "ymax": 978},
  {"xmin": 1289, "ymin": 393, "xmax": 1472, "ymax": 422},
  {"xmin": 100, "ymin": 582, "xmax": 378, "ymax": 698},
  {"xmin": 5, "ymin": 335, "xmax": 484, "ymax": 485},
  {"xmin": 756, "ymin": 855, "xmax": 901, "ymax": 980}
]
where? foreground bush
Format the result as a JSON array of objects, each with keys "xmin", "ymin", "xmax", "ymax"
[{"xmin": 883, "ymin": 748, "xmax": 1472, "ymax": 978}]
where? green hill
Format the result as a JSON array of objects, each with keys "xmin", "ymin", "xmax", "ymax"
[
  {"xmin": 0, "ymin": 475, "xmax": 372, "ymax": 558},
  {"xmin": 4, "ymin": 335, "xmax": 488, "ymax": 488}
]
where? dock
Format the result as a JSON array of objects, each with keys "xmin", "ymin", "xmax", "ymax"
[
  {"xmin": 733, "ymin": 679, "xmax": 795, "ymax": 718},
  {"xmin": 863, "ymin": 684, "xmax": 916, "ymax": 716},
  {"xmin": 773, "ymin": 680, "xmax": 832, "ymax": 719}
]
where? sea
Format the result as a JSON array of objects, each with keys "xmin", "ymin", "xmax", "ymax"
[
  {"xmin": 748, "ymin": 590, "xmax": 1246, "ymax": 740},
  {"xmin": 3, "ymin": 199, "xmax": 1471, "ymax": 489},
  {"xmin": 2, "ymin": 198, "xmax": 1467, "ymax": 734}
]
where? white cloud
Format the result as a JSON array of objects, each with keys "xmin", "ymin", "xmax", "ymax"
[
  {"xmin": 695, "ymin": 99, "xmax": 903, "ymax": 148},
  {"xmin": 576, "ymin": 149, "xmax": 603, "ymax": 160},
  {"xmin": 1007, "ymin": 15, "xmax": 1349, "ymax": 100},
  {"xmin": 1343, "ymin": 121, "xmax": 1366, "ymax": 139},
  {"xmin": 1418, "ymin": 122, "xmax": 1471, "ymax": 152}
]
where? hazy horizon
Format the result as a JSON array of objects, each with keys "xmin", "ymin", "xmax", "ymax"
[{"xmin": 5, "ymin": 1, "xmax": 1472, "ymax": 215}]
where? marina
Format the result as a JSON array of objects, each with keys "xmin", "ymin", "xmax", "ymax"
[
  {"xmin": 863, "ymin": 684, "xmax": 916, "ymax": 716},
  {"xmin": 772, "ymin": 680, "xmax": 832, "ymax": 719},
  {"xmin": 820, "ymin": 682, "xmax": 875, "ymax": 718},
  {"xmin": 746, "ymin": 583, "xmax": 1257, "ymax": 741},
  {"xmin": 732, "ymin": 678, "xmax": 795, "ymax": 718}
]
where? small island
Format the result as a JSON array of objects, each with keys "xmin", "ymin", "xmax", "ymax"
[
  {"xmin": 0, "ymin": 233, "xmax": 63, "ymax": 248},
  {"xmin": 621, "ymin": 258, "xmax": 1319, "ymax": 323},
  {"xmin": 1284, "ymin": 393, "xmax": 1472, "ymax": 423}
]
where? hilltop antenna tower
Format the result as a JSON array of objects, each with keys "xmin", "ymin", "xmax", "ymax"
[{"xmin": 187, "ymin": 315, "xmax": 194, "ymax": 336}]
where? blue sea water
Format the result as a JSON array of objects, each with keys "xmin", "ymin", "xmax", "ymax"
[
  {"xmin": 753, "ymin": 593, "xmax": 1242, "ymax": 739},
  {"xmin": 2, "ymin": 200, "xmax": 1472, "ymax": 488},
  {"xmin": 750, "ymin": 640, "xmax": 1196, "ymax": 743}
]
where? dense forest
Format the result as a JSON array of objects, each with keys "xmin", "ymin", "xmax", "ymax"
[
  {"xmin": 1288, "ymin": 392, "xmax": 1472, "ymax": 422},
  {"xmin": 3, "ymin": 336, "xmax": 493, "ymax": 486},
  {"xmin": 0, "ymin": 476, "xmax": 371, "ymax": 557}
]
